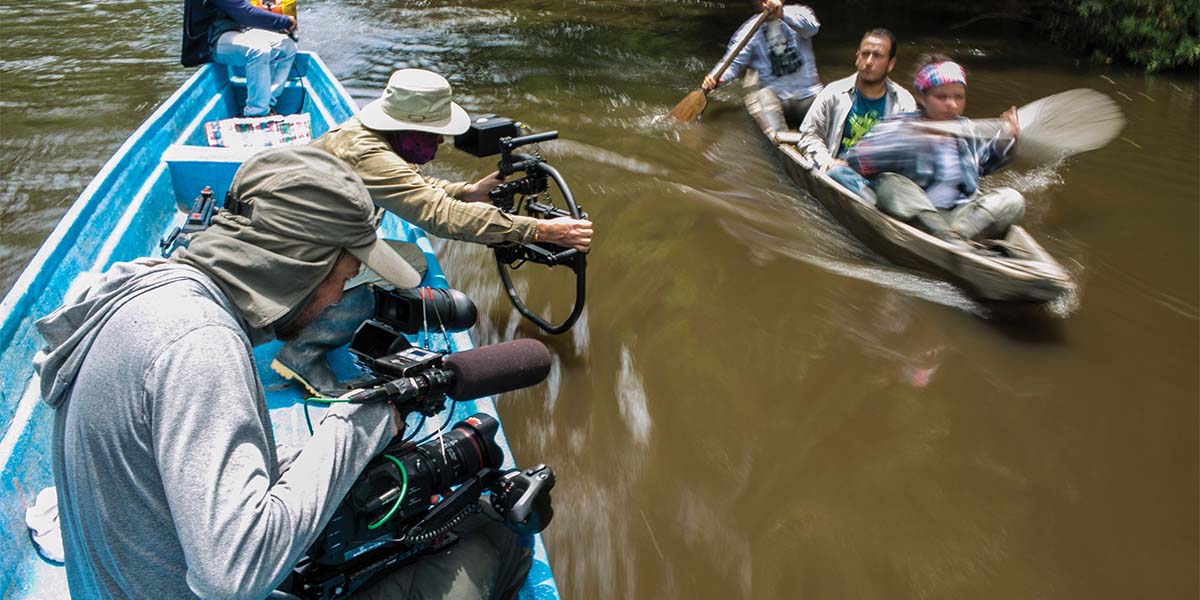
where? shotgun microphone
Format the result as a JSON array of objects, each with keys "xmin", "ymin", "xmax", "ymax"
[
  {"xmin": 445, "ymin": 338, "xmax": 551, "ymax": 400},
  {"xmin": 344, "ymin": 339, "xmax": 551, "ymax": 405}
]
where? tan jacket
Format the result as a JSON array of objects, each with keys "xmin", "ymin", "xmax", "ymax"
[
  {"xmin": 311, "ymin": 118, "xmax": 538, "ymax": 245},
  {"xmin": 796, "ymin": 73, "xmax": 917, "ymax": 169}
]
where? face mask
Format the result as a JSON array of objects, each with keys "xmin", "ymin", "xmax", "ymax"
[{"xmin": 386, "ymin": 131, "xmax": 441, "ymax": 164}]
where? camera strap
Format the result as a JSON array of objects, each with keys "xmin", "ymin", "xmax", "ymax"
[
  {"xmin": 224, "ymin": 191, "xmax": 255, "ymax": 219},
  {"xmin": 415, "ymin": 286, "xmax": 453, "ymax": 354},
  {"xmin": 412, "ymin": 287, "xmax": 454, "ymax": 463}
]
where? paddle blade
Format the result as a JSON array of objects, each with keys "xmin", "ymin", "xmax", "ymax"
[
  {"xmin": 1017, "ymin": 88, "xmax": 1125, "ymax": 163},
  {"xmin": 667, "ymin": 89, "xmax": 708, "ymax": 123}
]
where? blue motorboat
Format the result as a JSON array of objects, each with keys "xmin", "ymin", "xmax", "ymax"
[{"xmin": 0, "ymin": 51, "xmax": 559, "ymax": 599}]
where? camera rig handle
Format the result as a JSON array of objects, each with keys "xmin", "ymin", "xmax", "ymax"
[
  {"xmin": 496, "ymin": 131, "xmax": 558, "ymax": 177},
  {"xmin": 489, "ymin": 131, "xmax": 587, "ymax": 335},
  {"xmin": 492, "ymin": 464, "xmax": 556, "ymax": 534}
]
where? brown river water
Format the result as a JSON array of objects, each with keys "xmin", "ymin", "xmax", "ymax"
[{"xmin": 1, "ymin": 1, "xmax": 1197, "ymax": 598}]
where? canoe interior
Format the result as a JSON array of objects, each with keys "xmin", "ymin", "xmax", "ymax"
[{"xmin": 0, "ymin": 52, "xmax": 558, "ymax": 598}]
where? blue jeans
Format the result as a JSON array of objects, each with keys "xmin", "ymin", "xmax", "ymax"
[
  {"xmin": 213, "ymin": 29, "xmax": 297, "ymax": 117},
  {"xmin": 827, "ymin": 165, "xmax": 877, "ymax": 205}
]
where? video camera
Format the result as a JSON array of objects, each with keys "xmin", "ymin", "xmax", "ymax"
[
  {"xmin": 454, "ymin": 115, "xmax": 588, "ymax": 335},
  {"xmin": 282, "ymin": 292, "xmax": 556, "ymax": 600}
]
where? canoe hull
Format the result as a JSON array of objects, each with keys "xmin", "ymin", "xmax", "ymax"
[{"xmin": 752, "ymin": 98, "xmax": 1075, "ymax": 304}]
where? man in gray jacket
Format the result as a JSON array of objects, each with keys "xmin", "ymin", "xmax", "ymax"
[
  {"xmin": 34, "ymin": 146, "xmax": 527, "ymax": 599},
  {"xmin": 796, "ymin": 28, "xmax": 916, "ymax": 172}
]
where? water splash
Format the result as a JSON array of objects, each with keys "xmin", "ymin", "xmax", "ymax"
[
  {"xmin": 571, "ymin": 305, "xmax": 590, "ymax": 358},
  {"xmin": 985, "ymin": 163, "xmax": 1065, "ymax": 195},
  {"xmin": 616, "ymin": 345, "xmax": 652, "ymax": 446}
]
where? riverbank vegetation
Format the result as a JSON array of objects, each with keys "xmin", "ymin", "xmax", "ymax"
[
  {"xmin": 822, "ymin": 0, "xmax": 1197, "ymax": 72},
  {"xmin": 1045, "ymin": 0, "xmax": 1199, "ymax": 72}
]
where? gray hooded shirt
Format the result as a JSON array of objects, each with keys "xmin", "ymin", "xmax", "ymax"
[{"xmin": 34, "ymin": 260, "xmax": 393, "ymax": 599}]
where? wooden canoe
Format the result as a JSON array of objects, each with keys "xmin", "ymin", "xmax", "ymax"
[
  {"xmin": 748, "ymin": 96, "xmax": 1075, "ymax": 304},
  {"xmin": 0, "ymin": 52, "xmax": 559, "ymax": 598}
]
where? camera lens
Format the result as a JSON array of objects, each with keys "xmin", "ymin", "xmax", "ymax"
[
  {"xmin": 413, "ymin": 414, "xmax": 502, "ymax": 490},
  {"xmin": 313, "ymin": 413, "xmax": 505, "ymax": 566},
  {"xmin": 348, "ymin": 414, "xmax": 502, "ymax": 520}
]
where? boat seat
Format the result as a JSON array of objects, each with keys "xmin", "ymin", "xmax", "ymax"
[
  {"xmin": 162, "ymin": 144, "xmax": 269, "ymax": 212},
  {"xmin": 225, "ymin": 68, "xmax": 307, "ymax": 92},
  {"xmin": 224, "ymin": 63, "xmax": 308, "ymax": 115},
  {"xmin": 225, "ymin": 56, "xmax": 309, "ymax": 83}
]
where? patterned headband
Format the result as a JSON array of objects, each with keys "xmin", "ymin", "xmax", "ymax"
[{"xmin": 913, "ymin": 61, "xmax": 967, "ymax": 93}]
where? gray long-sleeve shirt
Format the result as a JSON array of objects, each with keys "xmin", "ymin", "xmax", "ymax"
[{"xmin": 35, "ymin": 261, "xmax": 394, "ymax": 598}]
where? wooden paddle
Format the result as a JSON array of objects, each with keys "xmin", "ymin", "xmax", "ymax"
[{"xmin": 667, "ymin": 8, "xmax": 772, "ymax": 123}]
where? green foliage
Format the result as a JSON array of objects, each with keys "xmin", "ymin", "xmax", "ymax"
[{"xmin": 1049, "ymin": 0, "xmax": 1199, "ymax": 71}]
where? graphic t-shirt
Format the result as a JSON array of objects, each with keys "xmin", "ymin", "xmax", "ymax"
[
  {"xmin": 764, "ymin": 21, "xmax": 802, "ymax": 77},
  {"xmin": 838, "ymin": 91, "xmax": 888, "ymax": 157}
]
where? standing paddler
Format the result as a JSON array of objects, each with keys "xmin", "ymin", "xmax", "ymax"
[{"xmin": 698, "ymin": 0, "xmax": 823, "ymax": 133}]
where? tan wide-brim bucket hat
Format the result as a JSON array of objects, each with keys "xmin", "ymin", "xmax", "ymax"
[{"xmin": 358, "ymin": 69, "xmax": 471, "ymax": 135}]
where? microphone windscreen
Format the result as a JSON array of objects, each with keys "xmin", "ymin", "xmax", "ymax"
[{"xmin": 445, "ymin": 339, "xmax": 552, "ymax": 400}]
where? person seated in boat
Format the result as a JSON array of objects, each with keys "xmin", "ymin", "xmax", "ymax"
[
  {"xmin": 837, "ymin": 55, "xmax": 1026, "ymax": 245},
  {"xmin": 33, "ymin": 146, "xmax": 530, "ymax": 600},
  {"xmin": 700, "ymin": 0, "xmax": 823, "ymax": 133},
  {"xmin": 181, "ymin": 0, "xmax": 298, "ymax": 117},
  {"xmin": 270, "ymin": 68, "xmax": 593, "ymax": 396},
  {"xmin": 796, "ymin": 28, "xmax": 916, "ymax": 174}
]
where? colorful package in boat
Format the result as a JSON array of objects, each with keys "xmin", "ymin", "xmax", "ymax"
[{"xmin": 204, "ymin": 113, "xmax": 312, "ymax": 148}]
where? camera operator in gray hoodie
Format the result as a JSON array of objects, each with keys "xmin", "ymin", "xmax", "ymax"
[{"xmin": 34, "ymin": 146, "xmax": 528, "ymax": 599}]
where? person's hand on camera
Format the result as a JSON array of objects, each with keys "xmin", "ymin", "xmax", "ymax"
[
  {"xmin": 339, "ymin": 388, "xmax": 403, "ymax": 436},
  {"xmin": 702, "ymin": 74, "xmax": 719, "ymax": 92},
  {"xmin": 463, "ymin": 171, "xmax": 505, "ymax": 203},
  {"xmin": 388, "ymin": 403, "xmax": 403, "ymax": 436},
  {"xmin": 536, "ymin": 217, "xmax": 593, "ymax": 252}
]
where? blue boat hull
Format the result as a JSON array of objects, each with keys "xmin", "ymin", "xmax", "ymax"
[{"xmin": 0, "ymin": 52, "xmax": 558, "ymax": 598}]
